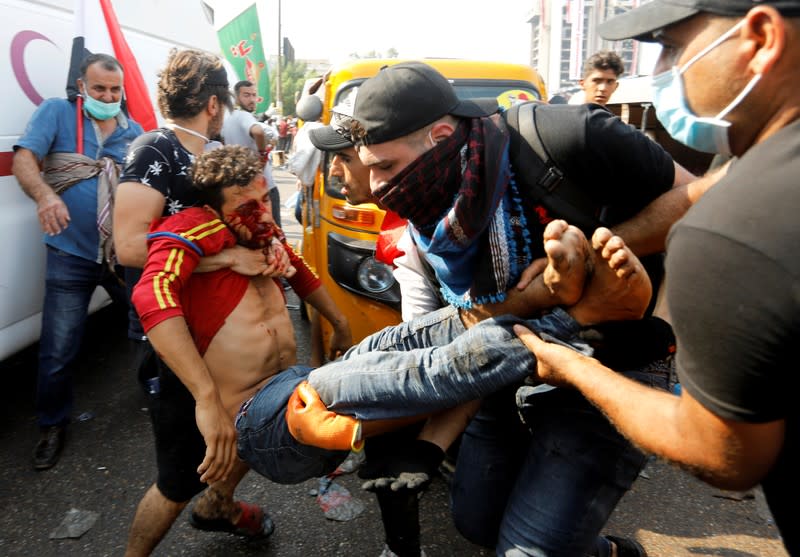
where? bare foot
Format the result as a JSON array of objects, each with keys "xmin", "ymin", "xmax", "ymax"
[
  {"xmin": 541, "ymin": 219, "xmax": 592, "ymax": 307},
  {"xmin": 459, "ymin": 220, "xmax": 590, "ymax": 328},
  {"xmin": 567, "ymin": 227, "xmax": 652, "ymax": 325},
  {"xmin": 191, "ymin": 486, "xmax": 240, "ymax": 523}
]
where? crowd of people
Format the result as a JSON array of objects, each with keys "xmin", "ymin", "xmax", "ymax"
[{"xmin": 10, "ymin": 0, "xmax": 798, "ymax": 556}]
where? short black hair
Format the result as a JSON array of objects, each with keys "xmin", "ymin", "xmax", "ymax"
[
  {"xmin": 80, "ymin": 53, "xmax": 123, "ymax": 79},
  {"xmin": 234, "ymin": 80, "xmax": 254, "ymax": 95},
  {"xmin": 583, "ymin": 51, "xmax": 625, "ymax": 78}
]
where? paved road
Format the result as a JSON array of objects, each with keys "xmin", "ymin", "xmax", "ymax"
[{"xmin": 0, "ymin": 169, "xmax": 787, "ymax": 556}]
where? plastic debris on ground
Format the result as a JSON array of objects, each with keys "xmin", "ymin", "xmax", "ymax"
[
  {"xmin": 49, "ymin": 508, "xmax": 99, "ymax": 539},
  {"xmin": 313, "ymin": 450, "xmax": 366, "ymax": 521},
  {"xmin": 316, "ymin": 477, "xmax": 365, "ymax": 521},
  {"xmin": 76, "ymin": 411, "xmax": 94, "ymax": 422}
]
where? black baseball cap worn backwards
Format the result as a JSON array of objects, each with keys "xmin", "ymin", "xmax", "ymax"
[
  {"xmin": 599, "ymin": 0, "xmax": 800, "ymax": 42},
  {"xmin": 309, "ymin": 96, "xmax": 357, "ymax": 152},
  {"xmin": 352, "ymin": 61, "xmax": 497, "ymax": 145}
]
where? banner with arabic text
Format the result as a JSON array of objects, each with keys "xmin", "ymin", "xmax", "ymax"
[{"xmin": 217, "ymin": 4, "xmax": 270, "ymax": 112}]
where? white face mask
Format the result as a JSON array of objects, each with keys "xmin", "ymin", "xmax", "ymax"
[{"xmin": 651, "ymin": 19, "xmax": 762, "ymax": 155}]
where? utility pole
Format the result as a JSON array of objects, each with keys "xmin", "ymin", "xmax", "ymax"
[{"xmin": 276, "ymin": 0, "xmax": 282, "ymax": 114}]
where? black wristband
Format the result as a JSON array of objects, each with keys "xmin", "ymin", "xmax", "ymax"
[{"xmin": 413, "ymin": 439, "xmax": 445, "ymax": 473}]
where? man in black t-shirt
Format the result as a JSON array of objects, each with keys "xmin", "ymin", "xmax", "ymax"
[{"xmin": 519, "ymin": 2, "xmax": 800, "ymax": 555}]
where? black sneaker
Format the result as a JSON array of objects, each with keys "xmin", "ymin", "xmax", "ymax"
[
  {"xmin": 602, "ymin": 535, "xmax": 648, "ymax": 557},
  {"xmin": 33, "ymin": 425, "xmax": 66, "ymax": 471}
]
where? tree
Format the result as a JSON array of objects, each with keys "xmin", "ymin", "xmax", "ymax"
[
  {"xmin": 270, "ymin": 60, "xmax": 314, "ymax": 116},
  {"xmin": 347, "ymin": 48, "xmax": 399, "ymax": 59}
]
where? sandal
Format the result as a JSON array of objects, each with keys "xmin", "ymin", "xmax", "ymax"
[{"xmin": 189, "ymin": 501, "xmax": 275, "ymax": 539}]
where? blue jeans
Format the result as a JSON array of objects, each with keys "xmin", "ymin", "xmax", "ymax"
[
  {"xmin": 307, "ymin": 306, "xmax": 587, "ymax": 421},
  {"xmin": 451, "ymin": 366, "xmax": 670, "ymax": 556},
  {"xmin": 237, "ymin": 306, "xmax": 587, "ymax": 482},
  {"xmin": 236, "ymin": 366, "xmax": 350, "ymax": 483},
  {"xmin": 36, "ymin": 247, "xmax": 128, "ymax": 428}
]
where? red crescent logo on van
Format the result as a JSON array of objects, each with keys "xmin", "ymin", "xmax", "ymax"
[{"xmin": 11, "ymin": 30, "xmax": 55, "ymax": 107}]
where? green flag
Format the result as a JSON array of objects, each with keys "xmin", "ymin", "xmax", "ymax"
[{"xmin": 217, "ymin": 4, "xmax": 271, "ymax": 112}]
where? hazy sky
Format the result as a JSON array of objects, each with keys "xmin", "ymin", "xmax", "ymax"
[{"xmin": 214, "ymin": 0, "xmax": 536, "ymax": 66}]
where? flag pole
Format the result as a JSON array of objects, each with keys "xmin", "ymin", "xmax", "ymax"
[
  {"xmin": 276, "ymin": 0, "xmax": 282, "ymax": 114},
  {"xmin": 76, "ymin": 95, "xmax": 84, "ymax": 155}
]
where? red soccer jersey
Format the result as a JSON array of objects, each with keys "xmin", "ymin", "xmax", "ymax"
[{"xmin": 132, "ymin": 207, "xmax": 320, "ymax": 355}]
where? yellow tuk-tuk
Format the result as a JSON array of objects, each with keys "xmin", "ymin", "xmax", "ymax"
[{"xmin": 298, "ymin": 59, "xmax": 547, "ymax": 357}]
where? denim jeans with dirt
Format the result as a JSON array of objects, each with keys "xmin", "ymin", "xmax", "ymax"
[{"xmin": 237, "ymin": 305, "xmax": 588, "ymax": 483}]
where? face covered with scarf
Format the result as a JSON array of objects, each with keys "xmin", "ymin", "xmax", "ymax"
[
  {"xmin": 360, "ymin": 114, "xmax": 534, "ymax": 308},
  {"xmin": 366, "ymin": 118, "xmax": 505, "ymax": 239}
]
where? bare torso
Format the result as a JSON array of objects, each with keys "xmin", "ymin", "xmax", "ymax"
[{"xmin": 202, "ymin": 275, "xmax": 297, "ymax": 417}]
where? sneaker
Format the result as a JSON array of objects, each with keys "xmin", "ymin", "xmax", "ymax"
[
  {"xmin": 32, "ymin": 425, "xmax": 65, "ymax": 471},
  {"xmin": 379, "ymin": 545, "xmax": 427, "ymax": 557}
]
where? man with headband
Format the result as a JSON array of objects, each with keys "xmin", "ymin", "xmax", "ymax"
[{"xmin": 116, "ymin": 49, "xmax": 290, "ymax": 556}]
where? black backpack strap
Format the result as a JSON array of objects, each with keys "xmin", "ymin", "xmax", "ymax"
[{"xmin": 505, "ymin": 102, "xmax": 604, "ymax": 235}]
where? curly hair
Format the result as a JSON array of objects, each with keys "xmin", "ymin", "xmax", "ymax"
[
  {"xmin": 583, "ymin": 50, "xmax": 625, "ymax": 78},
  {"xmin": 190, "ymin": 145, "xmax": 264, "ymax": 213},
  {"xmin": 157, "ymin": 48, "xmax": 232, "ymax": 120}
]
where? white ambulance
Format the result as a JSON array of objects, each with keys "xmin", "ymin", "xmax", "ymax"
[{"xmin": 0, "ymin": 0, "xmax": 219, "ymax": 361}]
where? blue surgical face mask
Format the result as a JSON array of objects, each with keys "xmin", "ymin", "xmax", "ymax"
[
  {"xmin": 82, "ymin": 86, "xmax": 122, "ymax": 120},
  {"xmin": 652, "ymin": 19, "xmax": 761, "ymax": 155}
]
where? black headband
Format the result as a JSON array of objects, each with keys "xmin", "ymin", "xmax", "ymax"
[{"xmin": 205, "ymin": 66, "xmax": 229, "ymax": 88}]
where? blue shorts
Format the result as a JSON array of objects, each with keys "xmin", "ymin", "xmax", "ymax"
[{"xmin": 235, "ymin": 365, "xmax": 349, "ymax": 483}]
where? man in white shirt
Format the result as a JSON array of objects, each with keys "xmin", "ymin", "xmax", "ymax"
[{"xmin": 221, "ymin": 80, "xmax": 282, "ymax": 226}]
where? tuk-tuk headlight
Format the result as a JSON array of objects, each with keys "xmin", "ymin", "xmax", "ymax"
[{"xmin": 357, "ymin": 256, "xmax": 394, "ymax": 293}]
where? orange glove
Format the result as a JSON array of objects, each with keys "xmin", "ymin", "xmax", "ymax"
[{"xmin": 285, "ymin": 381, "xmax": 364, "ymax": 452}]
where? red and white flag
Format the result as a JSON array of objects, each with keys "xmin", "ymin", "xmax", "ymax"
[{"xmin": 66, "ymin": 0, "xmax": 157, "ymax": 131}]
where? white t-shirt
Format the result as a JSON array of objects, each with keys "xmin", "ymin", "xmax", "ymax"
[
  {"xmin": 287, "ymin": 121, "xmax": 324, "ymax": 186},
  {"xmin": 221, "ymin": 109, "xmax": 278, "ymax": 189},
  {"xmin": 393, "ymin": 228, "xmax": 443, "ymax": 321}
]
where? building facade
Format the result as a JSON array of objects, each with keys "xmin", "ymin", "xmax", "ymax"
[{"xmin": 527, "ymin": 0, "xmax": 648, "ymax": 97}]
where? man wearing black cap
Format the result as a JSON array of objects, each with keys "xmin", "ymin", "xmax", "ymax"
[
  {"xmin": 517, "ymin": 2, "xmax": 800, "ymax": 555},
  {"xmin": 308, "ymin": 99, "xmax": 375, "ymax": 206},
  {"xmin": 342, "ymin": 61, "xmax": 703, "ymax": 556},
  {"xmin": 309, "ymin": 101, "xmax": 436, "ymax": 557}
]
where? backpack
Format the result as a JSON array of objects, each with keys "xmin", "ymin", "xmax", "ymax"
[{"xmin": 502, "ymin": 102, "xmax": 606, "ymax": 235}]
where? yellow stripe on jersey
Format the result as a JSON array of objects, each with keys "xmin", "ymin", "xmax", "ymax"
[
  {"xmin": 181, "ymin": 219, "xmax": 224, "ymax": 238},
  {"xmin": 153, "ymin": 273, "xmax": 167, "ymax": 309},
  {"xmin": 181, "ymin": 219, "xmax": 227, "ymax": 243},
  {"xmin": 153, "ymin": 248, "xmax": 187, "ymax": 309}
]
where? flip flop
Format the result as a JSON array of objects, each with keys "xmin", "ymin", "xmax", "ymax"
[{"xmin": 189, "ymin": 501, "xmax": 275, "ymax": 539}]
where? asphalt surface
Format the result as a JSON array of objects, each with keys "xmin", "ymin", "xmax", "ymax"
[{"xmin": 0, "ymin": 169, "xmax": 788, "ymax": 557}]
